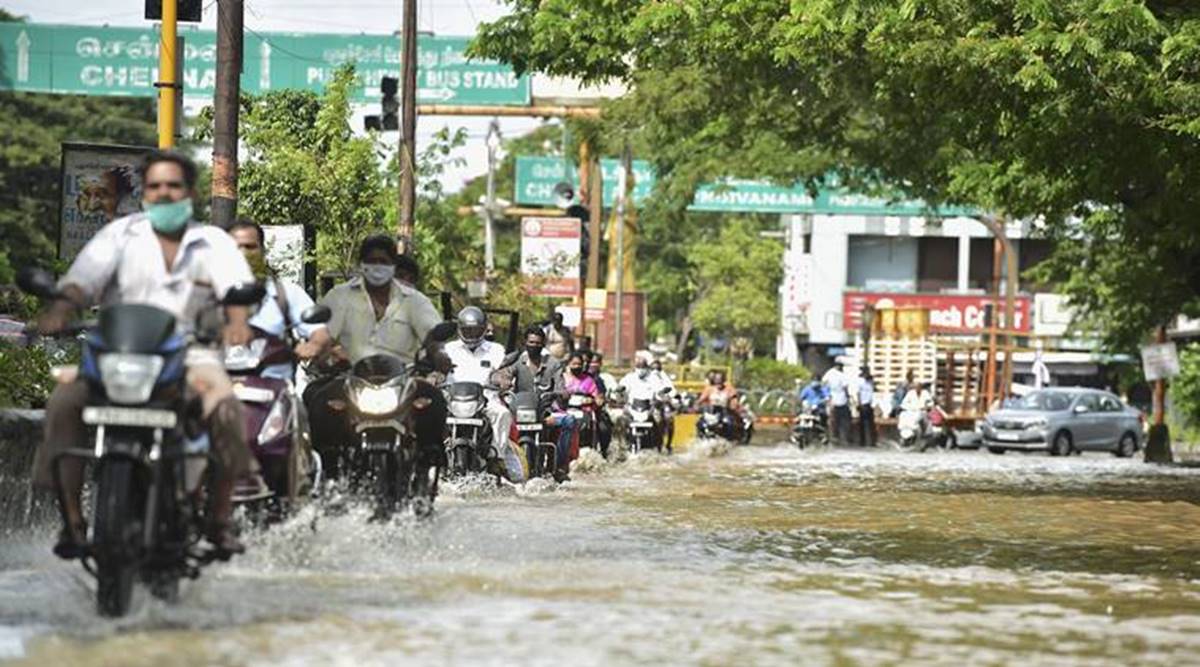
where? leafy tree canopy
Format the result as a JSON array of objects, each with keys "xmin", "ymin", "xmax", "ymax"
[{"xmin": 472, "ymin": 0, "xmax": 1200, "ymax": 350}]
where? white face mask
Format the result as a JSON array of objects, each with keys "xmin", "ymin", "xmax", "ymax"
[{"xmin": 362, "ymin": 263, "xmax": 395, "ymax": 287}]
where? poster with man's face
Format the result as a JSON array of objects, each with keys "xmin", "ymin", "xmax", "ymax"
[{"xmin": 59, "ymin": 143, "xmax": 149, "ymax": 261}]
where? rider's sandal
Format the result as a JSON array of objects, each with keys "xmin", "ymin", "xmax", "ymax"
[
  {"xmin": 206, "ymin": 522, "xmax": 246, "ymax": 557},
  {"xmin": 52, "ymin": 522, "xmax": 88, "ymax": 560}
]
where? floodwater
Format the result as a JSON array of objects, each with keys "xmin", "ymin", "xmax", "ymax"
[{"xmin": 3, "ymin": 439, "xmax": 1200, "ymax": 666}]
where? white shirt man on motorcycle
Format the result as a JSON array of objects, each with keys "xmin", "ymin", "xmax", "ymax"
[
  {"xmin": 618, "ymin": 353, "xmax": 671, "ymax": 443},
  {"xmin": 228, "ymin": 220, "xmax": 331, "ymax": 381},
  {"xmin": 444, "ymin": 306, "xmax": 514, "ymax": 469}
]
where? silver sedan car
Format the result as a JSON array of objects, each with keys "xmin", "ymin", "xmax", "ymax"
[{"xmin": 980, "ymin": 388, "xmax": 1143, "ymax": 457}]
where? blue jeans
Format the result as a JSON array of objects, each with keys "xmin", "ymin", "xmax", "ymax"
[{"xmin": 526, "ymin": 413, "xmax": 577, "ymax": 472}]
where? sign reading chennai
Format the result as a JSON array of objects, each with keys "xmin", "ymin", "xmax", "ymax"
[{"xmin": 0, "ymin": 23, "xmax": 530, "ymax": 106}]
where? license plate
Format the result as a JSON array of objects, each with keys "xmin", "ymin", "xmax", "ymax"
[
  {"xmin": 83, "ymin": 406, "xmax": 177, "ymax": 429},
  {"xmin": 447, "ymin": 417, "xmax": 484, "ymax": 426},
  {"xmin": 517, "ymin": 424, "xmax": 543, "ymax": 432},
  {"xmin": 630, "ymin": 421, "xmax": 653, "ymax": 429},
  {"xmin": 995, "ymin": 431, "xmax": 1020, "ymax": 441}
]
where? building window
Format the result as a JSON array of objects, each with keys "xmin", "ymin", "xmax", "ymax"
[
  {"xmin": 917, "ymin": 237, "xmax": 958, "ymax": 293},
  {"xmin": 968, "ymin": 238, "xmax": 997, "ymax": 291},
  {"xmin": 847, "ymin": 235, "xmax": 917, "ymax": 293}
]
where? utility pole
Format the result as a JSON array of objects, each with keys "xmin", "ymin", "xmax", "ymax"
[
  {"xmin": 155, "ymin": 0, "xmax": 179, "ymax": 149},
  {"xmin": 483, "ymin": 118, "xmax": 500, "ymax": 272},
  {"xmin": 211, "ymin": 0, "xmax": 244, "ymax": 230},
  {"xmin": 613, "ymin": 143, "xmax": 630, "ymax": 365},
  {"xmin": 397, "ymin": 0, "xmax": 418, "ymax": 255}
]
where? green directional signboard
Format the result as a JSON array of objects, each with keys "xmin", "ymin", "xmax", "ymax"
[
  {"xmin": 0, "ymin": 22, "xmax": 530, "ymax": 105},
  {"xmin": 515, "ymin": 155, "xmax": 978, "ymax": 216},
  {"xmin": 514, "ymin": 156, "xmax": 656, "ymax": 207}
]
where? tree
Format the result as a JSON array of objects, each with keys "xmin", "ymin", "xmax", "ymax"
[
  {"xmin": 472, "ymin": 0, "xmax": 1200, "ymax": 351},
  {"xmin": 688, "ymin": 218, "xmax": 782, "ymax": 352},
  {"xmin": 0, "ymin": 9, "xmax": 157, "ymax": 283}
]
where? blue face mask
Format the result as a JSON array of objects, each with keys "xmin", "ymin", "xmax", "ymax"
[{"xmin": 144, "ymin": 198, "xmax": 193, "ymax": 233}]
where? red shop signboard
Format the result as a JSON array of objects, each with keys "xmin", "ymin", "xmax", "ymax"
[{"xmin": 843, "ymin": 292, "xmax": 1032, "ymax": 333}]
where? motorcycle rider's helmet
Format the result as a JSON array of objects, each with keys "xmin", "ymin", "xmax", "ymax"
[{"xmin": 457, "ymin": 306, "xmax": 487, "ymax": 350}]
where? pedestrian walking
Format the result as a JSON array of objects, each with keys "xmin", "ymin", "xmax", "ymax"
[{"xmin": 858, "ymin": 369, "xmax": 877, "ymax": 447}]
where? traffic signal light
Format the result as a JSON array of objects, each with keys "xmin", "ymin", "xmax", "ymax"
[
  {"xmin": 366, "ymin": 76, "xmax": 400, "ymax": 132},
  {"xmin": 566, "ymin": 203, "xmax": 591, "ymax": 277},
  {"xmin": 145, "ymin": 0, "xmax": 203, "ymax": 22}
]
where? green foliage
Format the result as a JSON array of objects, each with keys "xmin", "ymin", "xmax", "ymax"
[
  {"xmin": 473, "ymin": 0, "xmax": 1200, "ymax": 352},
  {"xmin": 1172, "ymin": 343, "xmax": 1200, "ymax": 431},
  {"xmin": 740, "ymin": 356, "xmax": 811, "ymax": 392},
  {"xmin": 688, "ymin": 218, "xmax": 782, "ymax": 350},
  {"xmin": 196, "ymin": 65, "xmax": 388, "ymax": 278},
  {"xmin": 0, "ymin": 341, "xmax": 79, "ymax": 409}
]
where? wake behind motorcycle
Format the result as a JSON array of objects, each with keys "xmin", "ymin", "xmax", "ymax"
[{"xmin": 18, "ymin": 267, "xmax": 264, "ymax": 617}]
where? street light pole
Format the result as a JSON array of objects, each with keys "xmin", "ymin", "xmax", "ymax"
[
  {"xmin": 211, "ymin": 0, "xmax": 243, "ymax": 230},
  {"xmin": 397, "ymin": 0, "xmax": 418, "ymax": 255},
  {"xmin": 484, "ymin": 119, "xmax": 500, "ymax": 273},
  {"xmin": 613, "ymin": 142, "xmax": 630, "ymax": 365}
]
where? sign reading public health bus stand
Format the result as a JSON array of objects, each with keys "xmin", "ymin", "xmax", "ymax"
[
  {"xmin": 59, "ymin": 143, "xmax": 150, "ymax": 261},
  {"xmin": 520, "ymin": 217, "xmax": 581, "ymax": 297}
]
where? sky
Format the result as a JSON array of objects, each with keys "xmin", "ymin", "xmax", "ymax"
[{"xmin": 2, "ymin": 0, "xmax": 550, "ymax": 192}]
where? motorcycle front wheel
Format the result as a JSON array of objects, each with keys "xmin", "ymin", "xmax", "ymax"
[
  {"xmin": 93, "ymin": 459, "xmax": 140, "ymax": 617},
  {"xmin": 369, "ymin": 451, "xmax": 398, "ymax": 520}
]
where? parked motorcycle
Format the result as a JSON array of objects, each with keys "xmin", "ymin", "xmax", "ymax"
[
  {"xmin": 790, "ymin": 403, "xmax": 828, "ymax": 448},
  {"xmin": 443, "ymin": 381, "xmax": 493, "ymax": 477},
  {"xmin": 224, "ymin": 306, "xmax": 330, "ymax": 514},
  {"xmin": 17, "ymin": 267, "xmax": 264, "ymax": 617}
]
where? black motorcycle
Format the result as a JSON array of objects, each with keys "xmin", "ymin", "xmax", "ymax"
[
  {"xmin": 512, "ymin": 388, "xmax": 557, "ymax": 478},
  {"xmin": 444, "ymin": 381, "xmax": 493, "ymax": 477},
  {"xmin": 18, "ymin": 267, "xmax": 263, "ymax": 617},
  {"xmin": 339, "ymin": 354, "xmax": 438, "ymax": 519}
]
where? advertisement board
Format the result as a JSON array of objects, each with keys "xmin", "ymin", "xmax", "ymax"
[
  {"xmin": 59, "ymin": 142, "xmax": 150, "ymax": 261},
  {"xmin": 1141, "ymin": 342, "xmax": 1180, "ymax": 382},
  {"xmin": 520, "ymin": 217, "xmax": 581, "ymax": 297},
  {"xmin": 843, "ymin": 291, "xmax": 1032, "ymax": 334}
]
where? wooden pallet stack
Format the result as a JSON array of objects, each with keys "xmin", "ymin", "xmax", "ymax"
[
  {"xmin": 856, "ymin": 337, "xmax": 938, "ymax": 408},
  {"xmin": 933, "ymin": 342, "xmax": 984, "ymax": 415}
]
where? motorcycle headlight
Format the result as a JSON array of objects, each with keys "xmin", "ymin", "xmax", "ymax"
[
  {"xmin": 98, "ymin": 353, "xmax": 164, "ymax": 404},
  {"xmin": 257, "ymin": 395, "xmax": 290, "ymax": 446},
  {"xmin": 449, "ymin": 400, "xmax": 479, "ymax": 419},
  {"xmin": 516, "ymin": 408, "xmax": 538, "ymax": 423},
  {"xmin": 356, "ymin": 385, "xmax": 400, "ymax": 415}
]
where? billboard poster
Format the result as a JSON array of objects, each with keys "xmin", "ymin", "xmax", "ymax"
[
  {"xmin": 520, "ymin": 217, "xmax": 581, "ymax": 297},
  {"xmin": 59, "ymin": 142, "xmax": 150, "ymax": 261},
  {"xmin": 843, "ymin": 291, "xmax": 1032, "ymax": 334}
]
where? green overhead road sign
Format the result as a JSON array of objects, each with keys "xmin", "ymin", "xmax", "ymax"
[
  {"xmin": 514, "ymin": 156, "xmax": 656, "ymax": 207},
  {"xmin": 0, "ymin": 22, "xmax": 530, "ymax": 105},
  {"xmin": 515, "ymin": 156, "xmax": 978, "ymax": 216}
]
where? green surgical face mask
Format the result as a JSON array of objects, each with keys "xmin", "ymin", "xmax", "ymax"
[{"xmin": 144, "ymin": 198, "xmax": 193, "ymax": 233}]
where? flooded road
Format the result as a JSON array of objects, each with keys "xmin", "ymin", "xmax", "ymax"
[{"xmin": 3, "ymin": 440, "xmax": 1200, "ymax": 665}]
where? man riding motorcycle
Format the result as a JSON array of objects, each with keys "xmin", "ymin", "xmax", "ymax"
[
  {"xmin": 497, "ymin": 325, "xmax": 572, "ymax": 478},
  {"xmin": 618, "ymin": 354, "xmax": 671, "ymax": 453},
  {"xmin": 443, "ymin": 306, "xmax": 512, "ymax": 476},
  {"xmin": 228, "ymin": 219, "xmax": 331, "ymax": 379},
  {"xmin": 649, "ymin": 359, "xmax": 677, "ymax": 451},
  {"xmin": 303, "ymin": 235, "xmax": 444, "ymax": 480},
  {"xmin": 33, "ymin": 150, "xmax": 256, "ymax": 556}
]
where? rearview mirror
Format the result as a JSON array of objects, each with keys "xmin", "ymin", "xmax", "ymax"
[
  {"xmin": 223, "ymin": 282, "xmax": 267, "ymax": 306},
  {"xmin": 16, "ymin": 267, "xmax": 60, "ymax": 300},
  {"xmin": 300, "ymin": 304, "xmax": 332, "ymax": 325}
]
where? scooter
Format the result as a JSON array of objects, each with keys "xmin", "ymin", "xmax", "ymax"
[
  {"xmin": 224, "ymin": 307, "xmax": 330, "ymax": 514},
  {"xmin": 17, "ymin": 267, "xmax": 264, "ymax": 618}
]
